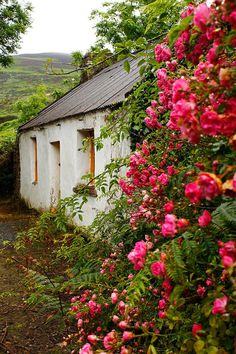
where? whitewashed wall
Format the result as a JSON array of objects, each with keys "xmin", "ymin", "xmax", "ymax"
[{"xmin": 19, "ymin": 110, "xmax": 130, "ymax": 225}]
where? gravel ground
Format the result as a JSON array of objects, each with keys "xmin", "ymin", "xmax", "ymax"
[
  {"xmin": 0, "ymin": 219, "xmax": 31, "ymax": 246},
  {"xmin": 0, "ymin": 199, "xmax": 36, "ymax": 247}
]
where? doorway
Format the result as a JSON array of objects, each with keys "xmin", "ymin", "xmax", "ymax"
[{"xmin": 50, "ymin": 141, "xmax": 60, "ymax": 204}]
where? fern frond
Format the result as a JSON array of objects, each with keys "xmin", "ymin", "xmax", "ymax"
[{"xmin": 212, "ymin": 200, "xmax": 236, "ymax": 234}]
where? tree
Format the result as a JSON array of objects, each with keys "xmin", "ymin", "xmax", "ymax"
[
  {"xmin": 90, "ymin": 0, "xmax": 155, "ymax": 50},
  {"xmin": 90, "ymin": 0, "xmax": 185, "ymax": 52},
  {"xmin": 15, "ymin": 85, "xmax": 49, "ymax": 124},
  {"xmin": 0, "ymin": 0, "xmax": 31, "ymax": 67}
]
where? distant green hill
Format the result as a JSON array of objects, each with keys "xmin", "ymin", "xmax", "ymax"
[
  {"xmin": 0, "ymin": 52, "xmax": 72, "ymax": 123},
  {"xmin": 0, "ymin": 53, "xmax": 74, "ymax": 196}
]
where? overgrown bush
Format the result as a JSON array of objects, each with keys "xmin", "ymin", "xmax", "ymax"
[
  {"xmin": 0, "ymin": 138, "xmax": 15, "ymax": 196},
  {"xmin": 66, "ymin": 1, "xmax": 236, "ymax": 352}
]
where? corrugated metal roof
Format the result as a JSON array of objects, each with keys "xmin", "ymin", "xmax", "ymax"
[{"xmin": 19, "ymin": 57, "xmax": 141, "ymax": 131}]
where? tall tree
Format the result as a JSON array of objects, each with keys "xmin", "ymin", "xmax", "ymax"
[
  {"xmin": 90, "ymin": 0, "xmax": 155, "ymax": 50},
  {"xmin": 90, "ymin": 0, "xmax": 186, "ymax": 52},
  {"xmin": 0, "ymin": 0, "xmax": 31, "ymax": 67}
]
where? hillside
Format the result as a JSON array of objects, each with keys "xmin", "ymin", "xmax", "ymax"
[
  {"xmin": 0, "ymin": 53, "xmax": 73, "ymax": 123},
  {"xmin": 0, "ymin": 53, "xmax": 74, "ymax": 196}
]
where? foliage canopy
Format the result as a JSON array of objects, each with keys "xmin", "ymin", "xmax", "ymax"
[{"xmin": 0, "ymin": 0, "xmax": 31, "ymax": 67}]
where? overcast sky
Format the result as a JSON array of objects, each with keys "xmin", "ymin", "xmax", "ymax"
[{"xmin": 18, "ymin": 0, "xmax": 108, "ymax": 54}]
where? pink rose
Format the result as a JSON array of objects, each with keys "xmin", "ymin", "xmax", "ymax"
[
  {"xmin": 158, "ymin": 299, "xmax": 166, "ymax": 309},
  {"xmin": 87, "ymin": 335, "xmax": 98, "ymax": 345},
  {"xmin": 111, "ymin": 292, "xmax": 118, "ymax": 304},
  {"xmin": 198, "ymin": 173, "xmax": 222, "ymax": 200},
  {"xmin": 103, "ymin": 330, "xmax": 117, "ymax": 350},
  {"xmin": 158, "ymin": 310, "xmax": 167, "ymax": 319},
  {"xmin": 151, "ymin": 261, "xmax": 166, "ymax": 277},
  {"xmin": 192, "ymin": 324, "xmax": 203, "ymax": 336},
  {"xmin": 164, "ymin": 201, "xmax": 174, "ymax": 213},
  {"xmin": 112, "ymin": 315, "xmax": 119, "ymax": 323},
  {"xmin": 155, "ymin": 44, "xmax": 172, "ymax": 63},
  {"xmin": 177, "ymin": 218, "xmax": 189, "ymax": 229},
  {"xmin": 172, "ymin": 78, "xmax": 190, "ymax": 103},
  {"xmin": 161, "ymin": 214, "xmax": 177, "ymax": 237},
  {"xmin": 118, "ymin": 321, "xmax": 128, "ymax": 330},
  {"xmin": 197, "ymin": 285, "xmax": 206, "ymax": 298},
  {"xmin": 122, "ymin": 331, "xmax": 134, "ymax": 342},
  {"xmin": 222, "ymin": 256, "xmax": 234, "ymax": 268},
  {"xmin": 80, "ymin": 343, "xmax": 93, "ymax": 354},
  {"xmin": 212, "ymin": 295, "xmax": 228, "ymax": 315},
  {"xmin": 158, "ymin": 173, "xmax": 169, "ymax": 186},
  {"xmin": 200, "ymin": 110, "xmax": 222, "ymax": 136},
  {"xmin": 128, "ymin": 240, "xmax": 147, "ymax": 270},
  {"xmin": 198, "ymin": 210, "xmax": 212, "ymax": 227},
  {"xmin": 167, "ymin": 165, "xmax": 176, "ymax": 175},
  {"xmin": 193, "ymin": 3, "xmax": 211, "ymax": 31},
  {"xmin": 228, "ymin": 10, "xmax": 236, "ymax": 28},
  {"xmin": 120, "ymin": 346, "xmax": 129, "ymax": 354}
]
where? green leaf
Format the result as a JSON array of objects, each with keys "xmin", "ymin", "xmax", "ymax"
[
  {"xmin": 207, "ymin": 347, "xmax": 218, "ymax": 354},
  {"xmin": 123, "ymin": 59, "xmax": 131, "ymax": 73},
  {"xmin": 168, "ymin": 15, "xmax": 193, "ymax": 45},
  {"xmin": 139, "ymin": 64, "xmax": 147, "ymax": 76},
  {"xmin": 194, "ymin": 340, "xmax": 205, "ymax": 353},
  {"xmin": 147, "ymin": 344, "xmax": 158, "ymax": 354}
]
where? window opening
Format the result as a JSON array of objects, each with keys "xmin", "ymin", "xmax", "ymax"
[{"xmin": 31, "ymin": 137, "xmax": 38, "ymax": 183}]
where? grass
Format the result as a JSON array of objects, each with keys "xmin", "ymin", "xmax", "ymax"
[{"xmin": 0, "ymin": 53, "xmax": 72, "ymax": 120}]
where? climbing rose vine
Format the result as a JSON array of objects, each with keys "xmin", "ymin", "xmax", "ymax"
[{"xmin": 66, "ymin": 1, "xmax": 236, "ymax": 352}]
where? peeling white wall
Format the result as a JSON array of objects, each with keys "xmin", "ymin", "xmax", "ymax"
[{"xmin": 19, "ymin": 110, "xmax": 130, "ymax": 225}]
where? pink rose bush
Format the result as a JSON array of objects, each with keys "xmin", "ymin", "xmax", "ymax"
[{"xmin": 64, "ymin": 1, "xmax": 236, "ymax": 352}]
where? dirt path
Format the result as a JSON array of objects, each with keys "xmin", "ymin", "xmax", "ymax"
[{"xmin": 0, "ymin": 201, "xmax": 67, "ymax": 354}]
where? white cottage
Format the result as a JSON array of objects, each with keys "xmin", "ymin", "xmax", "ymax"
[{"xmin": 18, "ymin": 58, "xmax": 140, "ymax": 225}]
